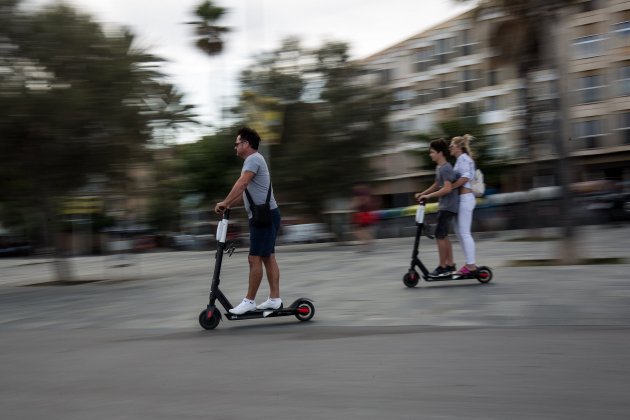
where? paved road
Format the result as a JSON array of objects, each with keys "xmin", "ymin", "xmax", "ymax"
[{"xmin": 1, "ymin": 224, "xmax": 629, "ymax": 419}]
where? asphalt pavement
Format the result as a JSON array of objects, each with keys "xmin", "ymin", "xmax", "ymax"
[{"xmin": 1, "ymin": 224, "xmax": 629, "ymax": 419}]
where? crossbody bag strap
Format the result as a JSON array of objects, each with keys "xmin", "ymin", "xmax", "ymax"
[
  {"xmin": 244, "ymin": 180, "xmax": 272, "ymax": 206},
  {"xmin": 265, "ymin": 180, "xmax": 272, "ymax": 204}
]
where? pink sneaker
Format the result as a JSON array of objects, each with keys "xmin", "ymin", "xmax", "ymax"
[{"xmin": 453, "ymin": 266, "xmax": 477, "ymax": 278}]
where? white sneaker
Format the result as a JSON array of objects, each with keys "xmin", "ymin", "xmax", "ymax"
[
  {"xmin": 229, "ymin": 298, "xmax": 257, "ymax": 315},
  {"xmin": 256, "ymin": 298, "xmax": 282, "ymax": 310}
]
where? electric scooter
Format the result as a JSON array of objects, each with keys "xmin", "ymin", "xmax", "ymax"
[
  {"xmin": 402, "ymin": 202, "xmax": 493, "ymax": 288},
  {"xmin": 198, "ymin": 209, "xmax": 315, "ymax": 330}
]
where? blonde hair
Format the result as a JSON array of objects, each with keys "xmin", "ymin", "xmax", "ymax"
[{"xmin": 451, "ymin": 134, "xmax": 475, "ymax": 159}]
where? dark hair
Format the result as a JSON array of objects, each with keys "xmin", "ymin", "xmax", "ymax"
[
  {"xmin": 237, "ymin": 127, "xmax": 261, "ymax": 150},
  {"xmin": 429, "ymin": 138, "xmax": 449, "ymax": 157}
]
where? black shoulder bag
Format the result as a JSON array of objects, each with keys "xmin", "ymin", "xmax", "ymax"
[{"xmin": 245, "ymin": 183, "xmax": 272, "ymax": 227}]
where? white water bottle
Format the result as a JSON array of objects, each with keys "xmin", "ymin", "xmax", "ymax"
[
  {"xmin": 415, "ymin": 204, "xmax": 425, "ymax": 224},
  {"xmin": 216, "ymin": 219, "xmax": 228, "ymax": 243}
]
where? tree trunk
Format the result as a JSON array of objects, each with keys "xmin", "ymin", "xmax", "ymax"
[
  {"xmin": 42, "ymin": 195, "xmax": 76, "ymax": 282},
  {"xmin": 549, "ymin": 9, "xmax": 579, "ymax": 264},
  {"xmin": 520, "ymin": 65, "xmax": 542, "ymax": 238}
]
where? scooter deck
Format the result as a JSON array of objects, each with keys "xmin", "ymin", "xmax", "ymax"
[
  {"xmin": 423, "ymin": 273, "xmax": 478, "ymax": 282},
  {"xmin": 225, "ymin": 307, "xmax": 299, "ymax": 321}
]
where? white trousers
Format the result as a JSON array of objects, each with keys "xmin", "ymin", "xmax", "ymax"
[{"xmin": 456, "ymin": 193, "xmax": 476, "ymax": 265}]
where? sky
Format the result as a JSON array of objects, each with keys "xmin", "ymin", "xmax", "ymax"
[{"xmin": 25, "ymin": 0, "xmax": 475, "ymax": 142}]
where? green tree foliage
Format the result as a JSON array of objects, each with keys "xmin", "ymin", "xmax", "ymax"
[
  {"xmin": 178, "ymin": 128, "xmax": 241, "ymax": 202},
  {"xmin": 146, "ymin": 156, "xmax": 184, "ymax": 233},
  {"xmin": 237, "ymin": 39, "xmax": 391, "ymax": 216},
  {"xmin": 0, "ymin": 1, "xmax": 196, "ymax": 279},
  {"xmin": 190, "ymin": 0, "xmax": 229, "ymax": 57}
]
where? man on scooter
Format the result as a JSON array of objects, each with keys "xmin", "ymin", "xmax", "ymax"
[
  {"xmin": 415, "ymin": 138, "xmax": 459, "ymax": 277},
  {"xmin": 214, "ymin": 127, "xmax": 282, "ymax": 314}
]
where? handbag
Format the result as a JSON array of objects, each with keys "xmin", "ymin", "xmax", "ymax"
[{"xmin": 245, "ymin": 183, "xmax": 272, "ymax": 227}]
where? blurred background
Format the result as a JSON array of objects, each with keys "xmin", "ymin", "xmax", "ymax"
[{"xmin": 1, "ymin": 0, "xmax": 629, "ymax": 277}]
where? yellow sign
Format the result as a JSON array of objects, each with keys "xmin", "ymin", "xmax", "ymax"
[
  {"xmin": 242, "ymin": 91, "xmax": 284, "ymax": 145},
  {"xmin": 60, "ymin": 196, "xmax": 103, "ymax": 215}
]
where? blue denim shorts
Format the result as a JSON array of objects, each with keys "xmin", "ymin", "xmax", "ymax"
[{"xmin": 249, "ymin": 208, "xmax": 281, "ymax": 257}]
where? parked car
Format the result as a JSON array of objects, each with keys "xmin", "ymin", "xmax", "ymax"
[
  {"xmin": 0, "ymin": 236, "xmax": 33, "ymax": 257},
  {"xmin": 280, "ymin": 223, "xmax": 335, "ymax": 244}
]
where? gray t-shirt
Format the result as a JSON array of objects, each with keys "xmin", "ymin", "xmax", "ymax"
[
  {"xmin": 435, "ymin": 162, "xmax": 458, "ymax": 213},
  {"xmin": 242, "ymin": 152, "xmax": 278, "ymax": 218}
]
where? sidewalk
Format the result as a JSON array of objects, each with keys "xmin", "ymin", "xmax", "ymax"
[{"xmin": 1, "ymin": 223, "xmax": 628, "ymax": 287}]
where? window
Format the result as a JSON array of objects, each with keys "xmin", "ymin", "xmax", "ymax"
[
  {"xmin": 484, "ymin": 134, "xmax": 508, "ymax": 159},
  {"xmin": 573, "ymin": 34, "xmax": 605, "ymax": 58},
  {"xmin": 436, "ymin": 78, "xmax": 454, "ymax": 99},
  {"xmin": 573, "ymin": 119, "xmax": 604, "ymax": 148},
  {"xmin": 392, "ymin": 119, "xmax": 413, "ymax": 133},
  {"xmin": 613, "ymin": 21, "xmax": 630, "ymax": 38},
  {"xmin": 392, "ymin": 89, "xmax": 414, "ymax": 111},
  {"xmin": 434, "ymin": 38, "xmax": 452, "ymax": 65},
  {"xmin": 460, "ymin": 29, "xmax": 474, "ymax": 56},
  {"xmin": 617, "ymin": 65, "xmax": 630, "ymax": 96},
  {"xmin": 459, "ymin": 102, "xmax": 477, "ymax": 119},
  {"xmin": 533, "ymin": 80, "xmax": 556, "ymax": 101},
  {"xmin": 379, "ymin": 69, "xmax": 392, "ymax": 84},
  {"xmin": 461, "ymin": 67, "xmax": 477, "ymax": 92},
  {"xmin": 415, "ymin": 89, "xmax": 433, "ymax": 105},
  {"xmin": 414, "ymin": 48, "xmax": 432, "ymax": 73},
  {"xmin": 487, "ymin": 69, "xmax": 498, "ymax": 86},
  {"xmin": 414, "ymin": 114, "xmax": 432, "ymax": 133},
  {"xmin": 579, "ymin": 0, "xmax": 602, "ymax": 13},
  {"xmin": 485, "ymin": 96, "xmax": 500, "ymax": 112},
  {"xmin": 618, "ymin": 112, "xmax": 630, "ymax": 144},
  {"xmin": 575, "ymin": 73, "xmax": 604, "ymax": 103}
]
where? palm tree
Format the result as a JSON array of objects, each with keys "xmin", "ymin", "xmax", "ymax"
[
  {"xmin": 455, "ymin": 0, "xmax": 580, "ymax": 263},
  {"xmin": 189, "ymin": 0, "xmax": 230, "ymax": 57}
]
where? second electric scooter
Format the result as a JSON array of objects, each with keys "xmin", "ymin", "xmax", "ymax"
[
  {"xmin": 198, "ymin": 209, "xmax": 315, "ymax": 330},
  {"xmin": 402, "ymin": 202, "xmax": 493, "ymax": 288}
]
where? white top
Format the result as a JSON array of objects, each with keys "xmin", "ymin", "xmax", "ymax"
[{"xmin": 454, "ymin": 153, "xmax": 475, "ymax": 190}]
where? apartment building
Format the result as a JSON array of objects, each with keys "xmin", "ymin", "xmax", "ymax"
[
  {"xmin": 566, "ymin": 0, "xmax": 630, "ymax": 182},
  {"xmin": 360, "ymin": 0, "xmax": 630, "ymax": 205}
]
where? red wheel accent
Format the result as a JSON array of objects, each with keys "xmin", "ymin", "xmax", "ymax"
[{"xmin": 294, "ymin": 300, "xmax": 315, "ymax": 321}]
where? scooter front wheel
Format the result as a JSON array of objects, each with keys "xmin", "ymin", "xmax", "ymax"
[
  {"xmin": 294, "ymin": 299, "xmax": 315, "ymax": 322},
  {"xmin": 403, "ymin": 270, "xmax": 420, "ymax": 288},
  {"xmin": 476, "ymin": 266, "xmax": 493, "ymax": 284},
  {"xmin": 199, "ymin": 308, "xmax": 222, "ymax": 330}
]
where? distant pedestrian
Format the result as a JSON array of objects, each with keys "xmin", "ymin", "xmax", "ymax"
[{"xmin": 351, "ymin": 184, "xmax": 377, "ymax": 251}]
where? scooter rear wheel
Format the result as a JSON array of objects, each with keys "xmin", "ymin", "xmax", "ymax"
[
  {"xmin": 476, "ymin": 266, "xmax": 493, "ymax": 284},
  {"xmin": 403, "ymin": 271, "xmax": 420, "ymax": 288},
  {"xmin": 294, "ymin": 299, "xmax": 315, "ymax": 322},
  {"xmin": 199, "ymin": 308, "xmax": 222, "ymax": 330}
]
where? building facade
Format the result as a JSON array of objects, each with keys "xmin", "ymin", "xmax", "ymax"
[{"xmin": 360, "ymin": 0, "xmax": 630, "ymax": 205}]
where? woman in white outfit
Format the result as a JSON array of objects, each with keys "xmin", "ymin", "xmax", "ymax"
[{"xmin": 449, "ymin": 134, "xmax": 477, "ymax": 276}]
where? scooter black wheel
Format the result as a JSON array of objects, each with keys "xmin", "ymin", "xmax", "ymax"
[
  {"xmin": 199, "ymin": 309, "xmax": 222, "ymax": 330},
  {"xmin": 294, "ymin": 299, "xmax": 315, "ymax": 322},
  {"xmin": 403, "ymin": 270, "xmax": 420, "ymax": 288},
  {"xmin": 476, "ymin": 266, "xmax": 493, "ymax": 284}
]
